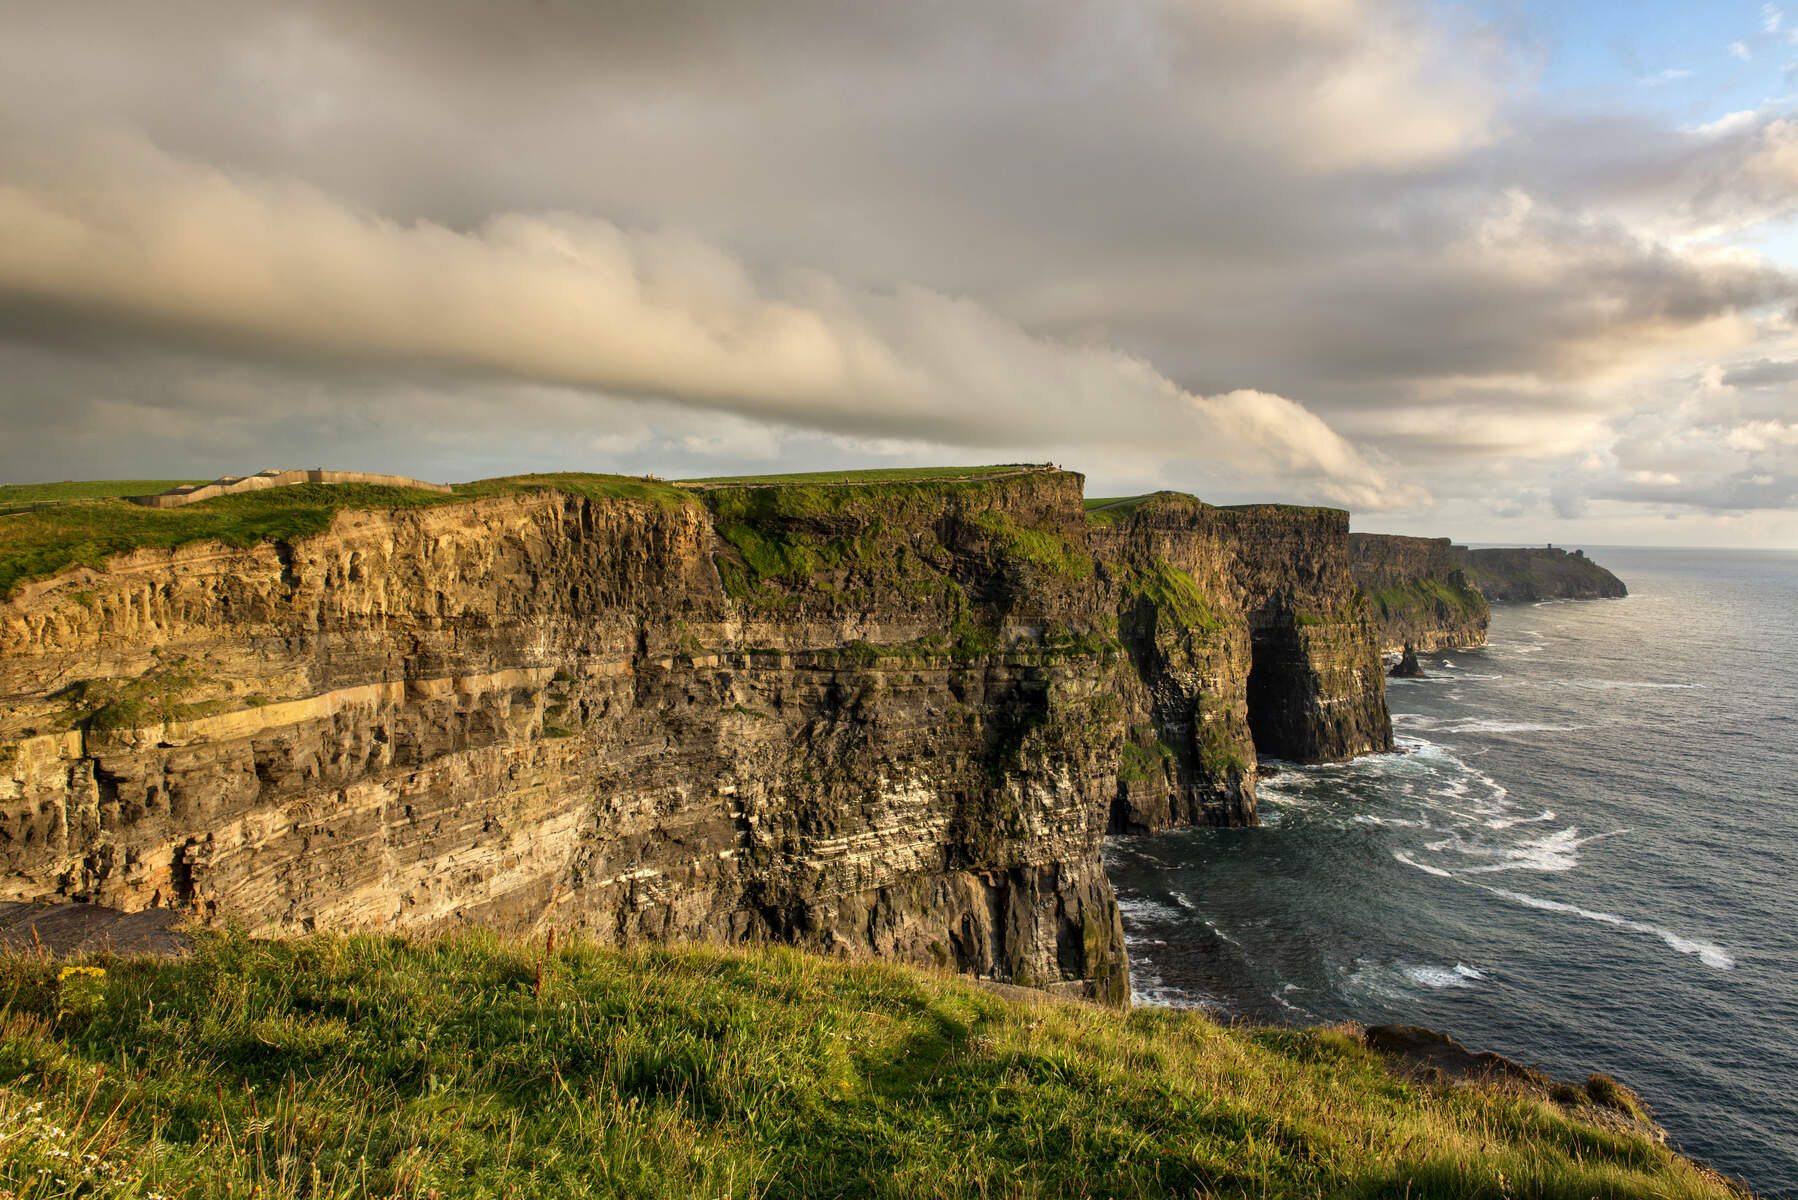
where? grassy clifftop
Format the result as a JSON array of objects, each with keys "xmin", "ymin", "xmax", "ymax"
[
  {"xmin": 0, "ymin": 932, "xmax": 1744, "ymax": 1199},
  {"xmin": 0, "ymin": 474, "xmax": 696, "ymax": 599}
]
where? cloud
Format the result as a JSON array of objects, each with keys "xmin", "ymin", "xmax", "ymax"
[
  {"xmin": 0, "ymin": 135, "xmax": 1421, "ymax": 508},
  {"xmin": 2, "ymin": 1, "xmax": 1797, "ymax": 537},
  {"xmin": 1638, "ymin": 68, "xmax": 1692, "ymax": 87},
  {"xmin": 1721, "ymin": 357, "xmax": 1798, "ymax": 385},
  {"xmin": 1732, "ymin": 41, "xmax": 1753, "ymax": 61}
]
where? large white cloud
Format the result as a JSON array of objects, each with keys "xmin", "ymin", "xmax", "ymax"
[
  {"xmin": 0, "ymin": 135, "xmax": 1422, "ymax": 508},
  {"xmin": 1, "ymin": 0, "xmax": 1797, "ymax": 535}
]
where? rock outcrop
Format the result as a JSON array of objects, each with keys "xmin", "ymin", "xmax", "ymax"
[
  {"xmin": 1389, "ymin": 646, "xmax": 1425, "ymax": 678},
  {"xmin": 0, "ymin": 470, "xmax": 1396, "ymax": 1000},
  {"xmin": 1454, "ymin": 546, "xmax": 1627, "ymax": 603},
  {"xmin": 1349, "ymin": 533, "xmax": 1489, "ymax": 654},
  {"xmin": 1087, "ymin": 495, "xmax": 1391, "ymax": 833}
]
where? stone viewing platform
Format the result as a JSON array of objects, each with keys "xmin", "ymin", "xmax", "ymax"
[{"xmin": 127, "ymin": 468, "xmax": 453, "ymax": 508}]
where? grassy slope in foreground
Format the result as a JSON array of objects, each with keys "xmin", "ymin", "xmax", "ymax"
[
  {"xmin": 0, "ymin": 474, "xmax": 695, "ymax": 599},
  {"xmin": 0, "ymin": 934, "xmax": 1743, "ymax": 1200}
]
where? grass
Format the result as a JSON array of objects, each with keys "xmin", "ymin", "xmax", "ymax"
[
  {"xmin": 0, "ymin": 480, "xmax": 208, "ymax": 511},
  {"xmin": 699, "ymin": 475, "xmax": 1092, "ymax": 607},
  {"xmin": 0, "ymin": 931, "xmax": 1743, "ymax": 1200},
  {"xmin": 0, "ymin": 474, "xmax": 694, "ymax": 599},
  {"xmin": 1117, "ymin": 557, "xmax": 1221, "ymax": 633},
  {"xmin": 967, "ymin": 509, "xmax": 1092, "ymax": 580},
  {"xmin": 678, "ymin": 465, "xmax": 1052, "ymax": 486},
  {"xmin": 1082, "ymin": 492, "xmax": 1193, "ymax": 527},
  {"xmin": 1117, "ymin": 738, "xmax": 1173, "ymax": 783},
  {"xmin": 1370, "ymin": 577, "xmax": 1488, "ymax": 625},
  {"xmin": 50, "ymin": 656, "xmax": 227, "ymax": 734}
]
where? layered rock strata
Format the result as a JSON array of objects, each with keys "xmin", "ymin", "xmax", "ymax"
[
  {"xmin": 1093, "ymin": 497, "xmax": 1392, "ymax": 833},
  {"xmin": 1349, "ymin": 534, "xmax": 1490, "ymax": 654},
  {"xmin": 0, "ymin": 471, "xmax": 1396, "ymax": 999}
]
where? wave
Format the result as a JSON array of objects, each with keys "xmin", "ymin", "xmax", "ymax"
[
  {"xmin": 1392, "ymin": 849, "xmax": 1454, "ymax": 877},
  {"xmin": 1486, "ymin": 809, "xmax": 1555, "ymax": 830},
  {"xmin": 1549, "ymin": 679, "xmax": 1702, "ymax": 691},
  {"xmin": 1116, "ymin": 896, "xmax": 1184, "ymax": 924},
  {"xmin": 1481, "ymin": 886, "xmax": 1735, "ymax": 970},
  {"xmin": 1419, "ymin": 825, "xmax": 1628, "ymax": 875},
  {"xmin": 1401, "ymin": 963, "xmax": 1485, "ymax": 989},
  {"xmin": 1429, "ymin": 720, "xmax": 1589, "ymax": 735}
]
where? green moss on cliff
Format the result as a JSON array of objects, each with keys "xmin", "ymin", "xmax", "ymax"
[
  {"xmin": 53, "ymin": 658, "xmax": 228, "ymax": 734},
  {"xmin": 1118, "ymin": 557, "xmax": 1221, "ymax": 633},
  {"xmin": 0, "ymin": 931, "xmax": 1741, "ymax": 1200},
  {"xmin": 1371, "ymin": 576, "xmax": 1487, "ymax": 624},
  {"xmin": 967, "ymin": 509, "xmax": 1092, "ymax": 580},
  {"xmin": 1196, "ymin": 698, "xmax": 1250, "ymax": 776},
  {"xmin": 701, "ymin": 473, "xmax": 1091, "ymax": 607},
  {"xmin": 1118, "ymin": 738, "xmax": 1174, "ymax": 783}
]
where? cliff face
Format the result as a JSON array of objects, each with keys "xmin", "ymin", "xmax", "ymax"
[
  {"xmin": 1349, "ymin": 534, "xmax": 1490, "ymax": 653},
  {"xmin": 0, "ymin": 471, "xmax": 1396, "ymax": 1000},
  {"xmin": 1093, "ymin": 498, "xmax": 1392, "ymax": 834},
  {"xmin": 1454, "ymin": 547, "xmax": 1627, "ymax": 603}
]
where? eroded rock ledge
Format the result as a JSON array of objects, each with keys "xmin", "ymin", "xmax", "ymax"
[{"xmin": 1, "ymin": 471, "xmax": 1394, "ymax": 1000}]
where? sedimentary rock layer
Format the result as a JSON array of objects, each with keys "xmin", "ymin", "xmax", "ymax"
[
  {"xmin": 0, "ymin": 471, "xmax": 1395, "ymax": 999},
  {"xmin": 1349, "ymin": 534, "xmax": 1490, "ymax": 654}
]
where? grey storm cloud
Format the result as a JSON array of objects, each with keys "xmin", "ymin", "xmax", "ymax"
[
  {"xmin": 2, "ymin": 0, "xmax": 1797, "ymax": 529},
  {"xmin": 1723, "ymin": 358, "xmax": 1798, "ymax": 387}
]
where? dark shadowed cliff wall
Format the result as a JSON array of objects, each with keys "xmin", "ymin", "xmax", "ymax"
[
  {"xmin": 1349, "ymin": 533, "xmax": 1490, "ymax": 653},
  {"xmin": 1455, "ymin": 547, "xmax": 1628, "ymax": 603},
  {"xmin": 1093, "ymin": 497, "xmax": 1392, "ymax": 834},
  {"xmin": 0, "ymin": 472, "xmax": 1396, "ymax": 999}
]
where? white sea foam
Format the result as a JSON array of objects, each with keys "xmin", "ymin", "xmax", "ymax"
[
  {"xmin": 1355, "ymin": 813, "xmax": 1428, "ymax": 828},
  {"xmin": 1481, "ymin": 886, "xmax": 1735, "ymax": 970},
  {"xmin": 1392, "ymin": 849, "xmax": 1454, "ymax": 877},
  {"xmin": 1486, "ymin": 809, "xmax": 1555, "ymax": 829},
  {"xmin": 1202, "ymin": 917, "xmax": 1242, "ymax": 946},
  {"xmin": 1551, "ymin": 679, "xmax": 1702, "ymax": 691},
  {"xmin": 1116, "ymin": 896, "xmax": 1184, "ymax": 924},
  {"xmin": 1401, "ymin": 963, "xmax": 1485, "ymax": 989},
  {"xmin": 1432, "ymin": 720, "xmax": 1588, "ymax": 735},
  {"xmin": 1131, "ymin": 981, "xmax": 1220, "ymax": 1011}
]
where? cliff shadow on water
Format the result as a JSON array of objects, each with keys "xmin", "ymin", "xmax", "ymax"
[{"xmin": 1, "ymin": 466, "xmax": 1402, "ymax": 1003}]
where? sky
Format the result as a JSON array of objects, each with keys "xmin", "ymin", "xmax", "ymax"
[{"xmin": 2, "ymin": 1, "xmax": 1797, "ymax": 545}]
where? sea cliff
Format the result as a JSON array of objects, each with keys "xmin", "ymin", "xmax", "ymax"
[
  {"xmin": 1348, "ymin": 534, "xmax": 1489, "ymax": 654},
  {"xmin": 0, "ymin": 469, "xmax": 1392, "ymax": 1000},
  {"xmin": 1350, "ymin": 535, "xmax": 1626, "ymax": 653},
  {"xmin": 1456, "ymin": 545, "xmax": 1629, "ymax": 603}
]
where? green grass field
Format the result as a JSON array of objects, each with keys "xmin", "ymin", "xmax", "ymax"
[
  {"xmin": 677, "ymin": 464, "xmax": 1052, "ymax": 486},
  {"xmin": 0, "ymin": 474, "xmax": 693, "ymax": 599},
  {"xmin": 1083, "ymin": 492, "xmax": 1192, "ymax": 526},
  {"xmin": 0, "ymin": 932, "xmax": 1743, "ymax": 1199},
  {"xmin": 0, "ymin": 480, "xmax": 208, "ymax": 508}
]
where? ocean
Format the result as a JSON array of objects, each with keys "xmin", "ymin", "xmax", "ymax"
[{"xmin": 1104, "ymin": 546, "xmax": 1798, "ymax": 1195}]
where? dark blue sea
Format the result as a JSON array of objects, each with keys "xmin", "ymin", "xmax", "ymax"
[{"xmin": 1104, "ymin": 547, "xmax": 1798, "ymax": 1196}]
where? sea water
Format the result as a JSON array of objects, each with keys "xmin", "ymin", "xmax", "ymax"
[{"xmin": 1104, "ymin": 547, "xmax": 1798, "ymax": 1195}]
